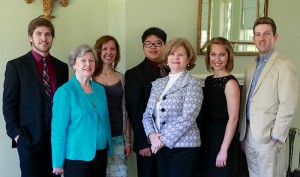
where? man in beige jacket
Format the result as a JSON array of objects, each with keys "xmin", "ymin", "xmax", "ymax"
[{"xmin": 239, "ymin": 17, "xmax": 298, "ymax": 177}]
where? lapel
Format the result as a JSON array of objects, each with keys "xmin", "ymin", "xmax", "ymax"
[
  {"xmin": 71, "ymin": 76, "xmax": 96, "ymax": 112},
  {"xmin": 91, "ymin": 81, "xmax": 102, "ymax": 114},
  {"xmin": 245, "ymin": 61, "xmax": 256, "ymax": 99},
  {"xmin": 90, "ymin": 81, "xmax": 105, "ymax": 125},
  {"xmin": 150, "ymin": 71, "xmax": 189, "ymax": 107},
  {"xmin": 252, "ymin": 51, "xmax": 277, "ymax": 96},
  {"xmin": 141, "ymin": 58, "xmax": 160, "ymax": 81},
  {"xmin": 165, "ymin": 71, "xmax": 189, "ymax": 96},
  {"xmin": 152, "ymin": 76, "xmax": 169, "ymax": 101},
  {"xmin": 51, "ymin": 57, "xmax": 59, "ymax": 88},
  {"xmin": 24, "ymin": 52, "xmax": 47, "ymax": 97}
]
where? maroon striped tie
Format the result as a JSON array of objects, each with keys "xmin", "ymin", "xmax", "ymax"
[
  {"xmin": 43, "ymin": 58, "xmax": 52, "ymax": 128},
  {"xmin": 43, "ymin": 58, "xmax": 52, "ymax": 104},
  {"xmin": 158, "ymin": 64, "xmax": 168, "ymax": 77}
]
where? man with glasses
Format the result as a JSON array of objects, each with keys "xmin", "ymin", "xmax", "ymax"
[{"xmin": 125, "ymin": 27, "xmax": 167, "ymax": 177}]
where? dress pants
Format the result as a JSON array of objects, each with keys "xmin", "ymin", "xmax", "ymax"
[
  {"xmin": 64, "ymin": 149, "xmax": 107, "ymax": 177},
  {"xmin": 136, "ymin": 153, "xmax": 158, "ymax": 177},
  {"xmin": 17, "ymin": 131, "xmax": 58, "ymax": 177},
  {"xmin": 156, "ymin": 147, "xmax": 200, "ymax": 177},
  {"xmin": 245, "ymin": 126, "xmax": 283, "ymax": 177}
]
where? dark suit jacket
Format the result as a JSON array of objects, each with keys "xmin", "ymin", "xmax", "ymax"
[
  {"xmin": 2, "ymin": 51, "xmax": 69, "ymax": 148},
  {"xmin": 125, "ymin": 58, "xmax": 160, "ymax": 152}
]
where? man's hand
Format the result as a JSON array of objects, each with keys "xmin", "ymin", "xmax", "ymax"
[{"xmin": 139, "ymin": 147, "xmax": 152, "ymax": 157}]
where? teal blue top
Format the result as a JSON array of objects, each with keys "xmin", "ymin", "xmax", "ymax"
[{"xmin": 51, "ymin": 76, "xmax": 113, "ymax": 168}]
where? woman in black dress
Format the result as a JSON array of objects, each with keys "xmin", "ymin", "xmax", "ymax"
[{"xmin": 201, "ymin": 37, "xmax": 240, "ymax": 177}]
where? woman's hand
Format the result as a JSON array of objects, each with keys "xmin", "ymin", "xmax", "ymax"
[
  {"xmin": 149, "ymin": 133, "xmax": 164, "ymax": 154},
  {"xmin": 124, "ymin": 144, "xmax": 132, "ymax": 157},
  {"xmin": 215, "ymin": 149, "xmax": 227, "ymax": 168},
  {"xmin": 52, "ymin": 168, "xmax": 64, "ymax": 175}
]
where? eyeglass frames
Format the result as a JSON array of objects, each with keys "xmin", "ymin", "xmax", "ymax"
[{"xmin": 143, "ymin": 40, "xmax": 164, "ymax": 48}]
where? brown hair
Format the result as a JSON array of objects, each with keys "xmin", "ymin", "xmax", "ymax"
[
  {"xmin": 253, "ymin": 17, "xmax": 277, "ymax": 36},
  {"xmin": 161, "ymin": 38, "xmax": 196, "ymax": 70},
  {"xmin": 28, "ymin": 17, "xmax": 55, "ymax": 38},
  {"xmin": 205, "ymin": 37, "xmax": 234, "ymax": 72},
  {"xmin": 93, "ymin": 35, "xmax": 120, "ymax": 76}
]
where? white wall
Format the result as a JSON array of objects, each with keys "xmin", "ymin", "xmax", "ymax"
[{"xmin": 268, "ymin": 0, "xmax": 300, "ymax": 171}]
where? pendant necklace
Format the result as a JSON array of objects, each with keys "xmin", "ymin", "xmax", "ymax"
[{"xmin": 87, "ymin": 93, "xmax": 96, "ymax": 109}]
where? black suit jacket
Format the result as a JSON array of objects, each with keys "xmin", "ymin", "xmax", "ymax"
[
  {"xmin": 2, "ymin": 51, "xmax": 69, "ymax": 148},
  {"xmin": 125, "ymin": 58, "xmax": 160, "ymax": 152}
]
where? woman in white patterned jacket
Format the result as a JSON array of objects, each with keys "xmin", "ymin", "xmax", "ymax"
[{"xmin": 142, "ymin": 38, "xmax": 203, "ymax": 177}]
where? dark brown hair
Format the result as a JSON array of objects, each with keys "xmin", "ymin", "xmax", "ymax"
[{"xmin": 253, "ymin": 17, "xmax": 277, "ymax": 36}]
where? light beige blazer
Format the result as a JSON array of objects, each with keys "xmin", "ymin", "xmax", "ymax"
[{"xmin": 239, "ymin": 50, "xmax": 298, "ymax": 143}]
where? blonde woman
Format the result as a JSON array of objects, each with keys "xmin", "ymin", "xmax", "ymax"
[{"xmin": 201, "ymin": 37, "xmax": 240, "ymax": 177}]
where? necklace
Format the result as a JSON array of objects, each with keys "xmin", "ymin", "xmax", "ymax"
[{"xmin": 86, "ymin": 93, "xmax": 96, "ymax": 109}]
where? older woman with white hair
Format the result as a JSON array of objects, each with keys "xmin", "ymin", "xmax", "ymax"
[{"xmin": 51, "ymin": 44, "xmax": 113, "ymax": 177}]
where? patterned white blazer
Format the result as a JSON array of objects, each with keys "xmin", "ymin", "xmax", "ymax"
[{"xmin": 143, "ymin": 71, "xmax": 203, "ymax": 148}]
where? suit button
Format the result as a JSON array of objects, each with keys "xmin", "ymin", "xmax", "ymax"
[
  {"xmin": 162, "ymin": 121, "xmax": 166, "ymax": 125},
  {"xmin": 162, "ymin": 96, "xmax": 166, "ymax": 100},
  {"xmin": 161, "ymin": 108, "xmax": 165, "ymax": 112}
]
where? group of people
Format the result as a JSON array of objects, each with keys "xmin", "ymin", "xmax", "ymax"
[
  {"xmin": 2, "ymin": 17, "xmax": 130, "ymax": 177},
  {"xmin": 2, "ymin": 15, "xmax": 298, "ymax": 177}
]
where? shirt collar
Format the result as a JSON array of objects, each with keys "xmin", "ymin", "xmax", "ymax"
[
  {"xmin": 255, "ymin": 50, "xmax": 274, "ymax": 64},
  {"xmin": 146, "ymin": 57, "xmax": 159, "ymax": 70},
  {"xmin": 31, "ymin": 50, "xmax": 51, "ymax": 63}
]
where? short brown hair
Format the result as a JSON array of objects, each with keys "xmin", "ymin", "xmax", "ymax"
[
  {"xmin": 253, "ymin": 17, "xmax": 277, "ymax": 36},
  {"xmin": 28, "ymin": 17, "xmax": 55, "ymax": 37},
  {"xmin": 162, "ymin": 38, "xmax": 196, "ymax": 70},
  {"xmin": 205, "ymin": 37, "xmax": 234, "ymax": 72},
  {"xmin": 93, "ymin": 35, "xmax": 120, "ymax": 77}
]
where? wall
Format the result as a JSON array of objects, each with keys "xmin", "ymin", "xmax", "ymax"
[
  {"xmin": 0, "ymin": 0, "xmax": 299, "ymax": 177},
  {"xmin": 268, "ymin": 0, "xmax": 300, "ymax": 171}
]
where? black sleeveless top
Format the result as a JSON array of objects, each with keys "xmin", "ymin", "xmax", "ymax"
[{"xmin": 202, "ymin": 75, "xmax": 239, "ymax": 120}]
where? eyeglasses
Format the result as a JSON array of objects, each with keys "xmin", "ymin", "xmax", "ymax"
[{"xmin": 143, "ymin": 41, "xmax": 163, "ymax": 48}]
